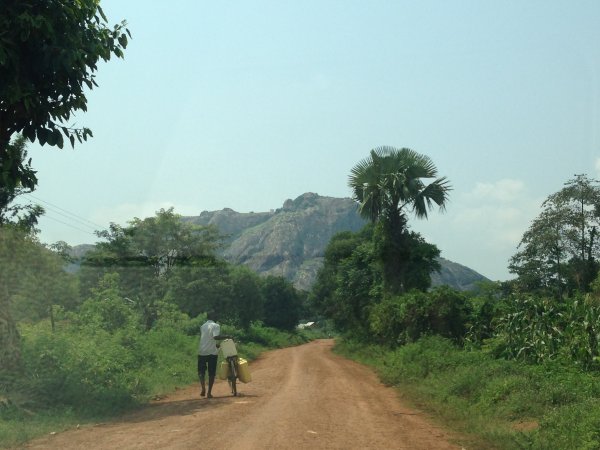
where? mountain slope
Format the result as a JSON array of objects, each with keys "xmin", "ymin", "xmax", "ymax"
[{"xmin": 183, "ymin": 192, "xmax": 489, "ymax": 290}]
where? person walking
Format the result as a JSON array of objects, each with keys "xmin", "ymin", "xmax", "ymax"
[{"xmin": 198, "ymin": 312, "xmax": 229, "ymax": 398}]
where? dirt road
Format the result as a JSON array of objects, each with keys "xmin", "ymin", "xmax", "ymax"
[{"xmin": 25, "ymin": 340, "xmax": 465, "ymax": 449}]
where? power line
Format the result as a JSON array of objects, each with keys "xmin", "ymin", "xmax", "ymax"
[
  {"xmin": 32, "ymin": 201, "xmax": 98, "ymax": 231},
  {"xmin": 41, "ymin": 213, "xmax": 98, "ymax": 237},
  {"xmin": 25, "ymin": 193, "xmax": 103, "ymax": 228},
  {"xmin": 23, "ymin": 193, "xmax": 105, "ymax": 230}
]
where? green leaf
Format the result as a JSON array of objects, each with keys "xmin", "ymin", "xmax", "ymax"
[
  {"xmin": 37, "ymin": 128, "xmax": 48, "ymax": 146},
  {"xmin": 54, "ymin": 129, "xmax": 64, "ymax": 149},
  {"xmin": 23, "ymin": 126, "xmax": 36, "ymax": 142},
  {"xmin": 47, "ymin": 129, "xmax": 57, "ymax": 146},
  {"xmin": 98, "ymin": 6, "xmax": 108, "ymax": 23}
]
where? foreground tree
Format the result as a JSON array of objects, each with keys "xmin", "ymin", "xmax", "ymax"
[
  {"xmin": 0, "ymin": 1, "xmax": 129, "ymax": 161},
  {"xmin": 348, "ymin": 147, "xmax": 451, "ymax": 294},
  {"xmin": 0, "ymin": 0, "xmax": 129, "ymax": 375}
]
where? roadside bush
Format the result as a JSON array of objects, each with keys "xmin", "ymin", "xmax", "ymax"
[
  {"xmin": 243, "ymin": 322, "xmax": 309, "ymax": 348},
  {"xmin": 133, "ymin": 326, "xmax": 196, "ymax": 396},
  {"xmin": 15, "ymin": 298, "xmax": 200, "ymax": 415},
  {"xmin": 73, "ymin": 273, "xmax": 140, "ymax": 333},
  {"xmin": 181, "ymin": 313, "xmax": 207, "ymax": 336},
  {"xmin": 381, "ymin": 336, "xmax": 461, "ymax": 382},
  {"xmin": 535, "ymin": 398, "xmax": 600, "ymax": 449},
  {"xmin": 19, "ymin": 324, "xmax": 144, "ymax": 415},
  {"xmin": 151, "ymin": 298, "xmax": 194, "ymax": 332},
  {"xmin": 369, "ymin": 287, "xmax": 471, "ymax": 345}
]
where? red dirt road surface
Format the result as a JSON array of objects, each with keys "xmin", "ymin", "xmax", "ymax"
[{"xmin": 25, "ymin": 340, "xmax": 466, "ymax": 449}]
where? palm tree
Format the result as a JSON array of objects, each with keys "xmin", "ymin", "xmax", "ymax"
[{"xmin": 348, "ymin": 146, "xmax": 451, "ymax": 293}]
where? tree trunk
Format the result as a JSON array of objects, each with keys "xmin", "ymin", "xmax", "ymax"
[{"xmin": 380, "ymin": 211, "xmax": 409, "ymax": 295}]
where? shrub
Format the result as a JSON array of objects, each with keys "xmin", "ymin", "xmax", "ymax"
[
  {"xmin": 369, "ymin": 287, "xmax": 471, "ymax": 345},
  {"xmin": 19, "ymin": 324, "xmax": 144, "ymax": 415}
]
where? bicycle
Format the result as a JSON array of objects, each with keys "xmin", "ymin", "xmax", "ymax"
[
  {"xmin": 226, "ymin": 354, "xmax": 239, "ymax": 396},
  {"xmin": 219, "ymin": 338, "xmax": 239, "ymax": 396}
]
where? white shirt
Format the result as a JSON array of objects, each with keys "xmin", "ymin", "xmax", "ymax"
[{"xmin": 198, "ymin": 320, "xmax": 220, "ymax": 356}]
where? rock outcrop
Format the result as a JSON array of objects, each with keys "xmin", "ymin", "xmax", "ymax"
[{"xmin": 182, "ymin": 193, "xmax": 489, "ymax": 291}]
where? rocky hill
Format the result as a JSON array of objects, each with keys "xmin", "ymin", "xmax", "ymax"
[
  {"xmin": 430, "ymin": 257, "xmax": 489, "ymax": 292},
  {"xmin": 182, "ymin": 192, "xmax": 489, "ymax": 291}
]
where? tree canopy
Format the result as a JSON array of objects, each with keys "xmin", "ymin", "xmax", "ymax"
[
  {"xmin": 349, "ymin": 147, "xmax": 451, "ymax": 224},
  {"xmin": 81, "ymin": 208, "xmax": 222, "ymax": 328},
  {"xmin": 0, "ymin": 136, "xmax": 44, "ymax": 231},
  {"xmin": 0, "ymin": 0, "xmax": 129, "ymax": 189},
  {"xmin": 510, "ymin": 174, "xmax": 600, "ymax": 295}
]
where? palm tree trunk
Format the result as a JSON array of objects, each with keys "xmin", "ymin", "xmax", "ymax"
[{"xmin": 381, "ymin": 211, "xmax": 409, "ymax": 295}]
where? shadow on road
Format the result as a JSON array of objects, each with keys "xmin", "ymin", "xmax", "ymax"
[{"xmin": 101, "ymin": 396, "xmax": 238, "ymax": 425}]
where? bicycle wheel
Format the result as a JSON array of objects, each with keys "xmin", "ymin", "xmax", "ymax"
[{"xmin": 228, "ymin": 358, "xmax": 237, "ymax": 396}]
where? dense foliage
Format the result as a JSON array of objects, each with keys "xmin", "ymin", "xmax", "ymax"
[
  {"xmin": 369, "ymin": 287, "xmax": 472, "ymax": 345},
  {"xmin": 310, "ymin": 223, "xmax": 460, "ymax": 342},
  {"xmin": 0, "ymin": 0, "xmax": 129, "ymax": 157},
  {"xmin": 0, "ymin": 137, "xmax": 43, "ymax": 231}
]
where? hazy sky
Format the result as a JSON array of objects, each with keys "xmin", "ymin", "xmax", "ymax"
[{"xmin": 26, "ymin": 0, "xmax": 600, "ymax": 281}]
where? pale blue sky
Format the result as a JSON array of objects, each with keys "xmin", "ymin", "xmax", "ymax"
[{"xmin": 28, "ymin": 0, "xmax": 600, "ymax": 281}]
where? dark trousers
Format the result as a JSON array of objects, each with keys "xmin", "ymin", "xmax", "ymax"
[{"xmin": 198, "ymin": 354, "xmax": 218, "ymax": 378}]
